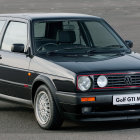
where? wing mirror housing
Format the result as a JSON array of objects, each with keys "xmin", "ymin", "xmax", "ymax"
[
  {"xmin": 11, "ymin": 44, "xmax": 24, "ymax": 53},
  {"xmin": 125, "ymin": 40, "xmax": 133, "ymax": 48}
]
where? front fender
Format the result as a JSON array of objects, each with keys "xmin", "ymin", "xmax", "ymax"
[{"xmin": 31, "ymin": 74, "xmax": 62, "ymax": 112}]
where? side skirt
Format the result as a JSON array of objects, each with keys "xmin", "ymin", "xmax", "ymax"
[{"xmin": 0, "ymin": 93, "xmax": 33, "ymax": 108}]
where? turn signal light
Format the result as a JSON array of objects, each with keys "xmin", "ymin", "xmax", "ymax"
[
  {"xmin": 28, "ymin": 72, "xmax": 31, "ymax": 76},
  {"xmin": 81, "ymin": 97, "xmax": 96, "ymax": 102}
]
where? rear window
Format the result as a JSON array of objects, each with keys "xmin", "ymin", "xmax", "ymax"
[{"xmin": 0, "ymin": 20, "xmax": 5, "ymax": 33}]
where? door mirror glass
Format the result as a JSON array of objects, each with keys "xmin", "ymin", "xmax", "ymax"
[
  {"xmin": 125, "ymin": 40, "xmax": 133, "ymax": 48},
  {"xmin": 11, "ymin": 44, "xmax": 24, "ymax": 53}
]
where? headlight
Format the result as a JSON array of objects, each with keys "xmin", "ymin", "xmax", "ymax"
[
  {"xmin": 97, "ymin": 75, "xmax": 108, "ymax": 88},
  {"xmin": 78, "ymin": 76, "xmax": 92, "ymax": 91}
]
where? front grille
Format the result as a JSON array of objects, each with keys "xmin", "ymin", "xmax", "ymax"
[{"xmin": 94, "ymin": 73, "xmax": 140, "ymax": 89}]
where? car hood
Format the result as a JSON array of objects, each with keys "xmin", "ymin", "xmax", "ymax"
[{"xmin": 45, "ymin": 52, "xmax": 140, "ymax": 74}]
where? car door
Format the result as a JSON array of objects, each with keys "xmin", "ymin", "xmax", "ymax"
[{"xmin": 0, "ymin": 19, "xmax": 31, "ymax": 100}]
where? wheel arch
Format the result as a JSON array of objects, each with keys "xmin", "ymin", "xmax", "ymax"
[{"xmin": 31, "ymin": 75, "xmax": 57, "ymax": 105}]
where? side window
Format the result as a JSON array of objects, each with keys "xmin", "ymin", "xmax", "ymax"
[
  {"xmin": 0, "ymin": 20, "xmax": 5, "ymax": 33},
  {"xmin": 1, "ymin": 21, "xmax": 27, "ymax": 52}
]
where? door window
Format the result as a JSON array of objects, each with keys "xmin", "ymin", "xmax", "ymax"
[{"xmin": 1, "ymin": 21, "xmax": 27, "ymax": 52}]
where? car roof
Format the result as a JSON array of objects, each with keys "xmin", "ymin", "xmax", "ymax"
[{"xmin": 0, "ymin": 13, "xmax": 102, "ymax": 21}]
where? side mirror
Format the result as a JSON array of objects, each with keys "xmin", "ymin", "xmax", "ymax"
[
  {"xmin": 11, "ymin": 44, "xmax": 24, "ymax": 53},
  {"xmin": 125, "ymin": 40, "xmax": 133, "ymax": 48}
]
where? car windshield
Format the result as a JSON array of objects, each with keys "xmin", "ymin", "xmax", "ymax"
[{"xmin": 33, "ymin": 19, "xmax": 130, "ymax": 56}]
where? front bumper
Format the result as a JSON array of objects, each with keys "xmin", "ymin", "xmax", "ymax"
[{"xmin": 56, "ymin": 89, "xmax": 140, "ymax": 121}]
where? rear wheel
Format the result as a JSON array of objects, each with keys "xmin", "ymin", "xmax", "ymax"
[{"xmin": 34, "ymin": 85, "xmax": 63, "ymax": 130}]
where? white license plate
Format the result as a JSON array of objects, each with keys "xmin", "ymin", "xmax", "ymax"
[{"xmin": 113, "ymin": 94, "xmax": 140, "ymax": 105}]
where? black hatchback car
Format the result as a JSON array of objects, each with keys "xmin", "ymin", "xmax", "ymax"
[{"xmin": 0, "ymin": 13, "xmax": 139, "ymax": 130}]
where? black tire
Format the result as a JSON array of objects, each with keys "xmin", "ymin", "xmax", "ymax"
[{"xmin": 34, "ymin": 85, "xmax": 63, "ymax": 130}]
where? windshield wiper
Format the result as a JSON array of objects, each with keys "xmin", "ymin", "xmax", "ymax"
[
  {"xmin": 46, "ymin": 45, "xmax": 127, "ymax": 56},
  {"xmin": 104, "ymin": 45, "xmax": 124, "ymax": 48},
  {"xmin": 87, "ymin": 49, "xmax": 126, "ymax": 55},
  {"xmin": 46, "ymin": 47, "xmax": 90, "ymax": 55},
  {"xmin": 47, "ymin": 51, "xmax": 86, "ymax": 56},
  {"xmin": 86, "ymin": 45, "xmax": 126, "ymax": 55}
]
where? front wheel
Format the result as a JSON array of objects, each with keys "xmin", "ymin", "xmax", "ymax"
[{"xmin": 34, "ymin": 85, "xmax": 63, "ymax": 130}]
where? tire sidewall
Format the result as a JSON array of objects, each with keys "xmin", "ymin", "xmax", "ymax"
[{"xmin": 34, "ymin": 85, "xmax": 54, "ymax": 129}]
